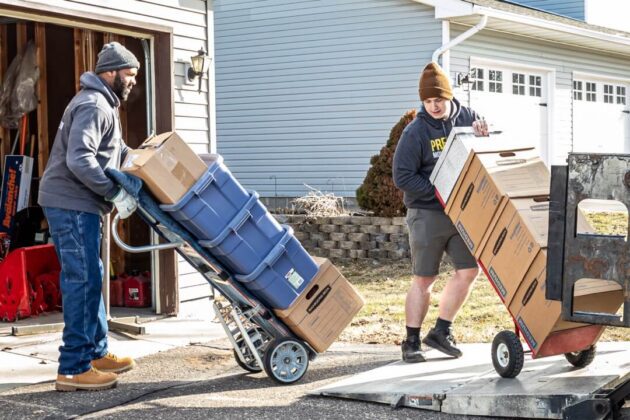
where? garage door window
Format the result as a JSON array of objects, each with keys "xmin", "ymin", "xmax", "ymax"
[
  {"xmin": 513, "ymin": 73, "xmax": 526, "ymax": 95},
  {"xmin": 573, "ymin": 81, "xmax": 583, "ymax": 100},
  {"xmin": 617, "ymin": 86, "xmax": 626, "ymax": 105},
  {"xmin": 604, "ymin": 84, "xmax": 614, "ymax": 103},
  {"xmin": 586, "ymin": 82, "xmax": 597, "ymax": 102},
  {"xmin": 489, "ymin": 70, "xmax": 503, "ymax": 93}
]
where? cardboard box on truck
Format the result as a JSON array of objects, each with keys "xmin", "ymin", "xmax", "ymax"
[
  {"xmin": 478, "ymin": 197, "xmax": 550, "ymax": 304},
  {"xmin": 274, "ymin": 257, "xmax": 364, "ymax": 353},
  {"xmin": 445, "ymin": 149, "xmax": 549, "ymax": 255},
  {"xmin": 509, "ymin": 249, "xmax": 624, "ymax": 352},
  {"xmin": 121, "ymin": 131, "xmax": 206, "ymax": 204}
]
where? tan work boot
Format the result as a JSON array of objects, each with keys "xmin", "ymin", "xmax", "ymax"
[
  {"xmin": 55, "ymin": 368, "xmax": 118, "ymax": 392},
  {"xmin": 92, "ymin": 352, "xmax": 136, "ymax": 373}
]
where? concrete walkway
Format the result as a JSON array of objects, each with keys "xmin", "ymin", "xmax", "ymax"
[{"xmin": 0, "ymin": 298, "xmax": 224, "ymax": 392}]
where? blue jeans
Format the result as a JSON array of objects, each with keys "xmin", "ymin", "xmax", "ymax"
[{"xmin": 43, "ymin": 207, "xmax": 108, "ymax": 375}]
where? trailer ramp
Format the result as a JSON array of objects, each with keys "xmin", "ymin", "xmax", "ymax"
[{"xmin": 313, "ymin": 342, "xmax": 629, "ymax": 419}]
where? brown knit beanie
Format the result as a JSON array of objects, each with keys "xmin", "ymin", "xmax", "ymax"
[{"xmin": 419, "ymin": 61, "xmax": 453, "ymax": 101}]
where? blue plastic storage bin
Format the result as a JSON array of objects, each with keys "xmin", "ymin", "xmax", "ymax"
[
  {"xmin": 160, "ymin": 154, "xmax": 250, "ymax": 240},
  {"xmin": 234, "ymin": 226, "xmax": 318, "ymax": 309},
  {"xmin": 198, "ymin": 191, "xmax": 284, "ymax": 274}
]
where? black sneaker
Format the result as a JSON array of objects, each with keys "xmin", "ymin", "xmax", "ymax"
[
  {"xmin": 422, "ymin": 327, "xmax": 463, "ymax": 358},
  {"xmin": 401, "ymin": 338, "xmax": 426, "ymax": 363}
]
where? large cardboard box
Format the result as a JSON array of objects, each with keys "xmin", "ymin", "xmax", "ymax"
[
  {"xmin": 121, "ymin": 131, "xmax": 206, "ymax": 204},
  {"xmin": 445, "ymin": 149, "xmax": 549, "ymax": 255},
  {"xmin": 274, "ymin": 257, "xmax": 364, "ymax": 353},
  {"xmin": 429, "ymin": 128, "xmax": 539, "ymax": 205},
  {"xmin": 478, "ymin": 197, "xmax": 550, "ymax": 304},
  {"xmin": 509, "ymin": 250, "xmax": 624, "ymax": 352}
]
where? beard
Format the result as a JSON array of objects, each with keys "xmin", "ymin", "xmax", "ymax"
[{"xmin": 113, "ymin": 73, "xmax": 132, "ymax": 101}]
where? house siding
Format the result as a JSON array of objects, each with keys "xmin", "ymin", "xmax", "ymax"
[
  {"xmin": 509, "ymin": 0, "xmax": 584, "ymax": 20},
  {"xmin": 449, "ymin": 23, "xmax": 630, "ymax": 164},
  {"xmin": 213, "ymin": 0, "xmax": 441, "ymax": 198}
]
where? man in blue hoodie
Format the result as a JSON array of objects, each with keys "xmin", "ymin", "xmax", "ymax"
[
  {"xmin": 393, "ymin": 62, "xmax": 488, "ymax": 363},
  {"xmin": 39, "ymin": 42, "xmax": 140, "ymax": 390}
]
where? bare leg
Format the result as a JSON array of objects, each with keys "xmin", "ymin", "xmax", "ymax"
[
  {"xmin": 438, "ymin": 267, "xmax": 479, "ymax": 322},
  {"xmin": 405, "ymin": 275, "xmax": 437, "ymax": 328}
]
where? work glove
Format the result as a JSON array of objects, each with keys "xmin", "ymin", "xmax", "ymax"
[{"xmin": 110, "ymin": 187, "xmax": 138, "ymax": 219}]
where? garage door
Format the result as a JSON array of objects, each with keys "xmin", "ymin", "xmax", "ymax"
[
  {"xmin": 468, "ymin": 65, "xmax": 549, "ymax": 162},
  {"xmin": 572, "ymin": 78, "xmax": 630, "ymax": 153}
]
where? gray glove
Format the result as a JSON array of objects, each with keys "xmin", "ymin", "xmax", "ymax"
[{"xmin": 110, "ymin": 188, "xmax": 138, "ymax": 219}]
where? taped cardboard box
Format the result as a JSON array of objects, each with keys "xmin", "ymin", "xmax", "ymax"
[
  {"xmin": 445, "ymin": 149, "xmax": 548, "ymax": 255},
  {"xmin": 478, "ymin": 197, "xmax": 550, "ymax": 304},
  {"xmin": 429, "ymin": 127, "xmax": 537, "ymax": 206},
  {"xmin": 274, "ymin": 257, "xmax": 364, "ymax": 353},
  {"xmin": 509, "ymin": 249, "xmax": 623, "ymax": 353},
  {"xmin": 121, "ymin": 131, "xmax": 206, "ymax": 204}
]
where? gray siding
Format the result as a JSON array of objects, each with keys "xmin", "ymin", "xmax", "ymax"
[
  {"xmin": 214, "ymin": 0, "xmax": 441, "ymax": 198},
  {"xmin": 509, "ymin": 0, "xmax": 584, "ymax": 20},
  {"xmin": 449, "ymin": 24, "xmax": 630, "ymax": 164}
]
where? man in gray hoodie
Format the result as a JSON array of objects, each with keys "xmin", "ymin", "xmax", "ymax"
[{"xmin": 39, "ymin": 42, "xmax": 140, "ymax": 391}]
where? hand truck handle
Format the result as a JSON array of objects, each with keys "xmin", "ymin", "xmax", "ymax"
[{"xmin": 111, "ymin": 213, "xmax": 184, "ymax": 253}]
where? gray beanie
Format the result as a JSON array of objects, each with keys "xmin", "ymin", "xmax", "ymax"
[{"xmin": 95, "ymin": 42, "xmax": 140, "ymax": 73}]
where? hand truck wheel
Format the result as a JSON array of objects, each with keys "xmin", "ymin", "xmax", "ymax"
[
  {"xmin": 263, "ymin": 337, "xmax": 309, "ymax": 384},
  {"xmin": 233, "ymin": 327, "xmax": 270, "ymax": 373},
  {"xmin": 565, "ymin": 345, "xmax": 596, "ymax": 368},
  {"xmin": 492, "ymin": 330, "xmax": 524, "ymax": 378}
]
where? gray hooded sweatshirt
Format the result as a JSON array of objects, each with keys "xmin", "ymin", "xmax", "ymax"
[{"xmin": 38, "ymin": 72, "xmax": 129, "ymax": 215}]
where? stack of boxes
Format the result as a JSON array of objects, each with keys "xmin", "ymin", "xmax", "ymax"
[
  {"xmin": 431, "ymin": 128, "xmax": 623, "ymax": 355},
  {"xmin": 121, "ymin": 131, "xmax": 363, "ymax": 353}
]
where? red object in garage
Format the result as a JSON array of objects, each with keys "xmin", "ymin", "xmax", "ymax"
[
  {"xmin": 0, "ymin": 244, "xmax": 61, "ymax": 321},
  {"xmin": 110, "ymin": 275, "xmax": 125, "ymax": 307},
  {"xmin": 123, "ymin": 271, "xmax": 151, "ymax": 308}
]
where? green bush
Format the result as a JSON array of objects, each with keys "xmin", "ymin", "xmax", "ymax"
[{"xmin": 356, "ymin": 109, "xmax": 416, "ymax": 217}]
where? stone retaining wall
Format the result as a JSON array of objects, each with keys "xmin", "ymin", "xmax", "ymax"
[{"xmin": 274, "ymin": 215, "xmax": 409, "ymax": 262}]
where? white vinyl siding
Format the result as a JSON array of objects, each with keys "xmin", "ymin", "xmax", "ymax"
[
  {"xmin": 450, "ymin": 24, "xmax": 630, "ymax": 165},
  {"xmin": 510, "ymin": 0, "xmax": 585, "ymax": 20},
  {"xmin": 213, "ymin": 0, "xmax": 441, "ymax": 198}
]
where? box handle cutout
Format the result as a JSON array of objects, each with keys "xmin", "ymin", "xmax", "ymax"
[
  {"xmin": 493, "ymin": 228, "xmax": 507, "ymax": 255},
  {"xmin": 496, "ymin": 158, "xmax": 526, "ymax": 166},
  {"xmin": 305, "ymin": 284, "xmax": 319, "ymax": 300},
  {"xmin": 522, "ymin": 278, "xmax": 538, "ymax": 306},
  {"xmin": 460, "ymin": 183, "xmax": 474, "ymax": 210}
]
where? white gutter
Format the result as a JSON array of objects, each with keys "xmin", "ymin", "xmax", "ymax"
[{"xmin": 432, "ymin": 14, "xmax": 488, "ymax": 63}]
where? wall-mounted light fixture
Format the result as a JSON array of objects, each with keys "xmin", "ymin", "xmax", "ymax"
[
  {"xmin": 187, "ymin": 47, "xmax": 209, "ymax": 93},
  {"xmin": 455, "ymin": 68, "xmax": 476, "ymax": 92}
]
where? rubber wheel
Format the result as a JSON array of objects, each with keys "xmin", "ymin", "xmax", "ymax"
[
  {"xmin": 263, "ymin": 338, "xmax": 309, "ymax": 384},
  {"xmin": 233, "ymin": 327, "xmax": 269, "ymax": 373},
  {"xmin": 492, "ymin": 330, "xmax": 524, "ymax": 378},
  {"xmin": 565, "ymin": 345, "xmax": 596, "ymax": 368}
]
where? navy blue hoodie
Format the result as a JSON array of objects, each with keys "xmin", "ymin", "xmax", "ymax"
[{"xmin": 393, "ymin": 98, "xmax": 479, "ymax": 210}]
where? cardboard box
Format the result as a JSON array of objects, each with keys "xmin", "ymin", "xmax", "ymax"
[
  {"xmin": 478, "ymin": 197, "xmax": 550, "ymax": 303},
  {"xmin": 121, "ymin": 131, "xmax": 206, "ymax": 204},
  {"xmin": 274, "ymin": 257, "xmax": 364, "ymax": 353},
  {"xmin": 509, "ymin": 250, "xmax": 624, "ymax": 352},
  {"xmin": 445, "ymin": 149, "xmax": 548, "ymax": 255},
  {"xmin": 429, "ymin": 127, "xmax": 538, "ymax": 205},
  {"xmin": 0, "ymin": 155, "xmax": 33, "ymax": 235}
]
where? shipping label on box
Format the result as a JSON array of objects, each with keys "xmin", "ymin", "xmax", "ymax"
[
  {"xmin": 121, "ymin": 131, "xmax": 206, "ymax": 204},
  {"xmin": 478, "ymin": 197, "xmax": 549, "ymax": 303},
  {"xmin": 274, "ymin": 257, "xmax": 364, "ymax": 353},
  {"xmin": 429, "ymin": 128, "xmax": 535, "ymax": 205},
  {"xmin": 0, "ymin": 155, "xmax": 33, "ymax": 235}
]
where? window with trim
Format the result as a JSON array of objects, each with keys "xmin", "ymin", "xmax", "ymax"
[
  {"xmin": 529, "ymin": 75, "xmax": 541, "ymax": 97},
  {"xmin": 616, "ymin": 86, "xmax": 627, "ymax": 105},
  {"xmin": 512, "ymin": 73, "xmax": 525, "ymax": 95},
  {"xmin": 573, "ymin": 80, "xmax": 583, "ymax": 100},
  {"xmin": 586, "ymin": 82, "xmax": 596, "ymax": 102},
  {"xmin": 604, "ymin": 84, "xmax": 614, "ymax": 104},
  {"xmin": 489, "ymin": 70, "xmax": 503, "ymax": 93},
  {"xmin": 470, "ymin": 68, "xmax": 484, "ymax": 91}
]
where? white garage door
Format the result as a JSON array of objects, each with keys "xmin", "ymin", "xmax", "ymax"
[
  {"xmin": 468, "ymin": 65, "xmax": 549, "ymax": 162},
  {"xmin": 572, "ymin": 78, "xmax": 630, "ymax": 153}
]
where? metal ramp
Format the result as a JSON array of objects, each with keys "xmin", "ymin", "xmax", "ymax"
[{"xmin": 313, "ymin": 342, "xmax": 630, "ymax": 419}]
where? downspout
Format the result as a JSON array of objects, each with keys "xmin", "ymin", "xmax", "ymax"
[{"xmin": 432, "ymin": 14, "xmax": 488, "ymax": 65}]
